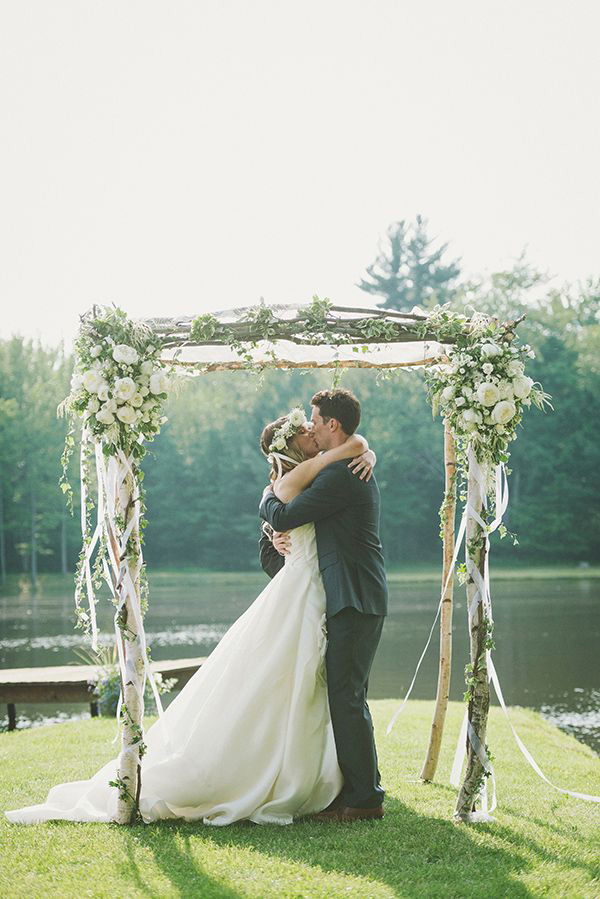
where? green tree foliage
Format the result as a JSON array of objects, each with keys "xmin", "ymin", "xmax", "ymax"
[
  {"xmin": 357, "ymin": 215, "xmax": 462, "ymax": 311},
  {"xmin": 0, "ymin": 339, "xmax": 78, "ymax": 581}
]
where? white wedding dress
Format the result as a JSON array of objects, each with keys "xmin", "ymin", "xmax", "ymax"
[{"xmin": 5, "ymin": 523, "xmax": 343, "ymax": 826}]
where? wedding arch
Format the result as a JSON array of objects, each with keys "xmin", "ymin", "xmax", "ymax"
[{"xmin": 60, "ymin": 296, "xmax": 595, "ymax": 826}]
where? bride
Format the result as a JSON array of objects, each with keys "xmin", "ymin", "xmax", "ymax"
[{"xmin": 5, "ymin": 409, "xmax": 373, "ymax": 826}]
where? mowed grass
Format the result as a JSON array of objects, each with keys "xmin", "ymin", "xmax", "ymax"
[
  {"xmin": 3, "ymin": 564, "xmax": 599, "ymax": 599},
  {"xmin": 1, "ymin": 700, "xmax": 599, "ymax": 899}
]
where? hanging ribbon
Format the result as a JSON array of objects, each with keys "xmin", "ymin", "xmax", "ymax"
[
  {"xmin": 267, "ymin": 451, "xmax": 300, "ymax": 479},
  {"xmin": 386, "ymin": 503, "xmax": 468, "ymax": 735},
  {"xmin": 82, "ymin": 434, "xmax": 172, "ymax": 752},
  {"xmin": 450, "ymin": 444, "xmax": 600, "ymax": 807},
  {"xmin": 78, "ymin": 426, "xmax": 101, "ymax": 651}
]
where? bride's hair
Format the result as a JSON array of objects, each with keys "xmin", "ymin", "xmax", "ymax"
[{"xmin": 260, "ymin": 417, "xmax": 306, "ymax": 481}]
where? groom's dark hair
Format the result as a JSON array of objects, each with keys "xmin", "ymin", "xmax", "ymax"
[{"xmin": 311, "ymin": 388, "xmax": 361, "ymax": 435}]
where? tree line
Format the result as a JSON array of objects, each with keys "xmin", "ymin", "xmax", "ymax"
[{"xmin": 1, "ymin": 220, "xmax": 599, "ymax": 581}]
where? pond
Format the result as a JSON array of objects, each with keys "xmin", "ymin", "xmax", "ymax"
[{"xmin": 1, "ymin": 570, "xmax": 598, "ymax": 755}]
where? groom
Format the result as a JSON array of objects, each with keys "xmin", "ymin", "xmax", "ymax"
[{"xmin": 259, "ymin": 388, "xmax": 388, "ymax": 822}]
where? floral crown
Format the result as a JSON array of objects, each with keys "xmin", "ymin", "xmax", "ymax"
[{"xmin": 268, "ymin": 407, "xmax": 307, "ymax": 453}]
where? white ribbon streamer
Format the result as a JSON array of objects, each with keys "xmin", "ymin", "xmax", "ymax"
[
  {"xmin": 81, "ymin": 435, "xmax": 173, "ymax": 752},
  {"xmin": 267, "ymin": 451, "xmax": 300, "ymax": 479},
  {"xmin": 386, "ymin": 504, "xmax": 468, "ymax": 735},
  {"xmin": 488, "ymin": 656, "xmax": 600, "ymax": 803},
  {"xmin": 450, "ymin": 445, "xmax": 600, "ymax": 808},
  {"xmin": 450, "ymin": 710, "xmax": 469, "ymax": 788}
]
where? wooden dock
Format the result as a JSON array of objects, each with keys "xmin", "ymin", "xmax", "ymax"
[{"xmin": 0, "ymin": 657, "xmax": 206, "ymax": 730}]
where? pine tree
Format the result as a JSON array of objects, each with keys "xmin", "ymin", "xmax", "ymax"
[{"xmin": 357, "ymin": 214, "xmax": 462, "ymax": 311}]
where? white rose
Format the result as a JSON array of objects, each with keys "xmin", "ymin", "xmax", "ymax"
[
  {"xmin": 288, "ymin": 409, "xmax": 305, "ymax": 427},
  {"xmin": 139, "ymin": 386, "xmax": 149, "ymax": 397},
  {"xmin": 140, "ymin": 360, "xmax": 154, "ymax": 375},
  {"xmin": 116, "ymin": 405, "xmax": 138, "ymax": 425},
  {"xmin": 512, "ymin": 375, "xmax": 534, "ymax": 399},
  {"xmin": 273, "ymin": 437, "xmax": 286, "ymax": 451},
  {"xmin": 130, "ymin": 392, "xmax": 144, "ymax": 408},
  {"xmin": 462, "ymin": 408, "xmax": 482, "ymax": 424},
  {"xmin": 112, "ymin": 344, "xmax": 139, "ymax": 365},
  {"xmin": 87, "ymin": 396, "xmax": 100, "ymax": 413},
  {"xmin": 71, "ymin": 372, "xmax": 84, "ymax": 392},
  {"xmin": 482, "ymin": 362, "xmax": 494, "ymax": 375},
  {"xmin": 97, "ymin": 382, "xmax": 110, "ymax": 401},
  {"xmin": 476, "ymin": 382, "xmax": 500, "ymax": 406},
  {"xmin": 498, "ymin": 382, "xmax": 515, "ymax": 401},
  {"xmin": 495, "ymin": 424, "xmax": 506, "ymax": 434},
  {"xmin": 114, "ymin": 377, "xmax": 137, "ymax": 402},
  {"xmin": 96, "ymin": 408, "xmax": 115, "ymax": 425},
  {"xmin": 455, "ymin": 396, "xmax": 466, "ymax": 407},
  {"xmin": 507, "ymin": 360, "xmax": 524, "ymax": 377},
  {"xmin": 90, "ymin": 344, "xmax": 103, "ymax": 358},
  {"xmin": 481, "ymin": 343, "xmax": 502, "ymax": 358},
  {"xmin": 441, "ymin": 386, "xmax": 455, "ymax": 402},
  {"xmin": 142, "ymin": 399, "xmax": 155, "ymax": 411},
  {"xmin": 102, "ymin": 398, "xmax": 118, "ymax": 413},
  {"xmin": 491, "ymin": 400, "xmax": 516, "ymax": 425},
  {"xmin": 82, "ymin": 369, "xmax": 104, "ymax": 393},
  {"xmin": 149, "ymin": 371, "xmax": 169, "ymax": 395}
]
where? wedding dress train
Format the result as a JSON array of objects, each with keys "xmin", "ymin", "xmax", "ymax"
[{"xmin": 5, "ymin": 523, "xmax": 343, "ymax": 826}]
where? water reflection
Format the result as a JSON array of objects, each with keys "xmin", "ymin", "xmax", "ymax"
[{"xmin": 1, "ymin": 571, "xmax": 598, "ymax": 753}]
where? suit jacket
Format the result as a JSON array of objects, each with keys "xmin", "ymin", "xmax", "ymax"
[
  {"xmin": 259, "ymin": 522, "xmax": 286, "ymax": 580},
  {"xmin": 259, "ymin": 460, "xmax": 388, "ymax": 618}
]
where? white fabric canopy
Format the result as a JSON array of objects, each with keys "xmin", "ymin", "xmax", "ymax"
[
  {"xmin": 160, "ymin": 339, "xmax": 446, "ymax": 369},
  {"xmin": 149, "ymin": 303, "xmax": 450, "ymax": 370}
]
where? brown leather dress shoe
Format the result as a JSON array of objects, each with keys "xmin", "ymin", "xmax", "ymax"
[{"xmin": 312, "ymin": 804, "xmax": 384, "ymax": 823}]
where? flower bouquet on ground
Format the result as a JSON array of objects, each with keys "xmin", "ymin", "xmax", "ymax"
[{"xmin": 74, "ymin": 645, "xmax": 177, "ymax": 717}]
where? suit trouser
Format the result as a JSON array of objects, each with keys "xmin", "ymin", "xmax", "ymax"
[{"xmin": 325, "ymin": 606, "xmax": 385, "ymax": 808}]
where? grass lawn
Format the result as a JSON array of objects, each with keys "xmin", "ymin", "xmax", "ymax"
[{"xmin": 1, "ymin": 700, "xmax": 599, "ymax": 899}]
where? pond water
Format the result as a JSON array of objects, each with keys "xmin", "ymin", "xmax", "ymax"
[{"xmin": 1, "ymin": 570, "xmax": 598, "ymax": 755}]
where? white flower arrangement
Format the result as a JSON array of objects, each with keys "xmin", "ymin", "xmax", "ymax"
[
  {"xmin": 61, "ymin": 306, "xmax": 171, "ymax": 458},
  {"xmin": 268, "ymin": 407, "xmax": 307, "ymax": 453},
  {"xmin": 426, "ymin": 316, "xmax": 551, "ymax": 467}
]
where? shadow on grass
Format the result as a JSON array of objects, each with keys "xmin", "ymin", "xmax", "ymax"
[
  {"xmin": 121, "ymin": 822, "xmax": 243, "ymax": 899},
  {"xmin": 129, "ymin": 798, "xmax": 537, "ymax": 898}
]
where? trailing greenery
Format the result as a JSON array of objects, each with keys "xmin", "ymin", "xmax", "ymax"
[{"xmin": 2, "ymin": 700, "xmax": 599, "ymax": 898}]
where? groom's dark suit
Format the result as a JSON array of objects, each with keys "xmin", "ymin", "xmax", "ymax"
[{"xmin": 259, "ymin": 460, "xmax": 387, "ymax": 809}]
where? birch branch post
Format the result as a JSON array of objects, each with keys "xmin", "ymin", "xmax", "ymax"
[
  {"xmin": 420, "ymin": 422, "xmax": 457, "ymax": 782},
  {"xmin": 454, "ymin": 454, "xmax": 491, "ymax": 820},
  {"xmin": 110, "ymin": 463, "xmax": 146, "ymax": 825}
]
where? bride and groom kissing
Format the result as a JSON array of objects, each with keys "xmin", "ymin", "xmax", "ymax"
[{"xmin": 5, "ymin": 388, "xmax": 388, "ymax": 827}]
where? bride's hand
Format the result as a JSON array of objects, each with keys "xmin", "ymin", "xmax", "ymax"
[{"xmin": 348, "ymin": 449, "xmax": 376, "ymax": 482}]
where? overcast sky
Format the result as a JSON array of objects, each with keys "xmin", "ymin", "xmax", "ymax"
[{"xmin": 1, "ymin": 1, "xmax": 598, "ymax": 347}]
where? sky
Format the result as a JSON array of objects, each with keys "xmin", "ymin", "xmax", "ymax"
[{"xmin": 1, "ymin": 1, "xmax": 598, "ymax": 347}]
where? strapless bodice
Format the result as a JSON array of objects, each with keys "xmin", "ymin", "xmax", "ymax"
[{"xmin": 285, "ymin": 522, "xmax": 319, "ymax": 567}]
